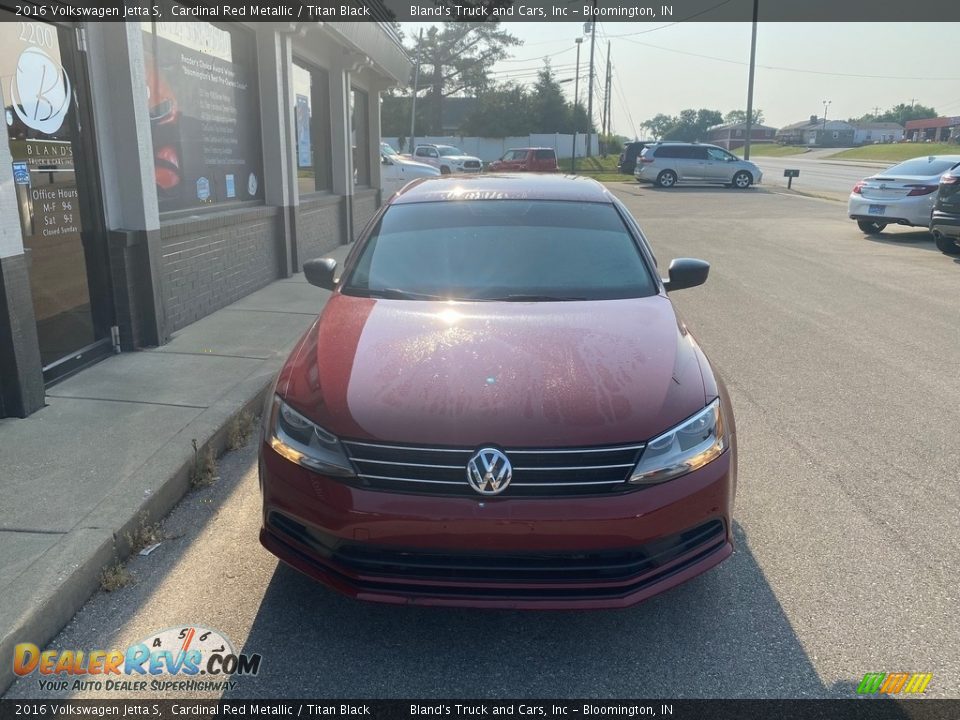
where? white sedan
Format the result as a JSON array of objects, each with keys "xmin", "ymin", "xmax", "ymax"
[
  {"xmin": 380, "ymin": 143, "xmax": 440, "ymax": 196},
  {"xmin": 848, "ymin": 155, "xmax": 960, "ymax": 234}
]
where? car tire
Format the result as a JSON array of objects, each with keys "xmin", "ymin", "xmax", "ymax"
[
  {"xmin": 440, "ymin": 166, "xmax": 451, "ymax": 175},
  {"xmin": 732, "ymin": 171, "xmax": 753, "ymax": 189},
  {"xmin": 656, "ymin": 170, "xmax": 677, "ymax": 188},
  {"xmin": 857, "ymin": 220, "xmax": 887, "ymax": 235},
  {"xmin": 934, "ymin": 233, "xmax": 960, "ymax": 255}
]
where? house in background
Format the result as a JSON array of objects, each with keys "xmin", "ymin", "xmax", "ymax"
[
  {"xmin": 776, "ymin": 116, "xmax": 855, "ymax": 147},
  {"xmin": 852, "ymin": 122, "xmax": 904, "ymax": 145},
  {"xmin": 705, "ymin": 122, "xmax": 778, "ymax": 151},
  {"xmin": 904, "ymin": 117, "xmax": 960, "ymax": 143}
]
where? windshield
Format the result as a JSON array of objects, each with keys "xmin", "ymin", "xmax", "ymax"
[
  {"xmin": 342, "ymin": 201, "xmax": 656, "ymax": 301},
  {"xmin": 883, "ymin": 157, "xmax": 960, "ymax": 177},
  {"xmin": 437, "ymin": 146, "xmax": 463, "ymax": 157},
  {"xmin": 380, "ymin": 143, "xmax": 398, "ymax": 156}
]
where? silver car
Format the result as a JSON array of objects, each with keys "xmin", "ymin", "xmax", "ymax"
[{"xmin": 635, "ymin": 143, "xmax": 762, "ymax": 189}]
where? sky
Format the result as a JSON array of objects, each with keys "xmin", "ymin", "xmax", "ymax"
[{"xmin": 399, "ymin": 21, "xmax": 960, "ymax": 138}]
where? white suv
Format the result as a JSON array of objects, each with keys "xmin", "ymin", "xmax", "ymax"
[{"xmin": 635, "ymin": 143, "xmax": 762, "ymax": 189}]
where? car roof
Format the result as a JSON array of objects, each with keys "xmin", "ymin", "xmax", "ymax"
[
  {"xmin": 391, "ymin": 174, "xmax": 614, "ymax": 205},
  {"xmin": 891, "ymin": 154, "xmax": 960, "ymax": 163},
  {"xmin": 506, "ymin": 147, "xmax": 553, "ymax": 151}
]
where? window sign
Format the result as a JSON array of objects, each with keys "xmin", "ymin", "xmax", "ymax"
[
  {"xmin": 142, "ymin": 21, "xmax": 264, "ymax": 212},
  {"xmin": 296, "ymin": 94, "xmax": 312, "ymax": 168}
]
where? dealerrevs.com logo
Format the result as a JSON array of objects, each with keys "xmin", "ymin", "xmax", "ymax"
[{"xmin": 13, "ymin": 626, "xmax": 262, "ymax": 693}]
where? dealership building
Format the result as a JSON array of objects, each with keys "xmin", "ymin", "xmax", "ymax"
[{"xmin": 0, "ymin": 13, "xmax": 411, "ymax": 418}]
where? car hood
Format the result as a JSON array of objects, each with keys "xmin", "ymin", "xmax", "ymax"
[
  {"xmin": 278, "ymin": 294, "xmax": 709, "ymax": 448},
  {"xmin": 443, "ymin": 155, "xmax": 481, "ymax": 163},
  {"xmin": 393, "ymin": 157, "xmax": 440, "ymax": 173}
]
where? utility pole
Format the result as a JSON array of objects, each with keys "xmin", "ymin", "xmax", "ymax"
[
  {"xmin": 586, "ymin": 9, "xmax": 597, "ymax": 157},
  {"xmin": 743, "ymin": 0, "xmax": 759, "ymax": 160},
  {"xmin": 572, "ymin": 37, "xmax": 582, "ymax": 173},
  {"xmin": 408, "ymin": 28, "xmax": 423, "ymax": 153},
  {"xmin": 601, "ymin": 41, "xmax": 611, "ymax": 156}
]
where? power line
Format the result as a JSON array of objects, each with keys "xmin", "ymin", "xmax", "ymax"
[
  {"xmin": 498, "ymin": 45, "xmax": 576, "ymax": 63},
  {"xmin": 614, "ymin": 38, "xmax": 960, "ymax": 81},
  {"xmin": 612, "ymin": 66, "xmax": 638, "ymax": 139},
  {"xmin": 601, "ymin": 0, "xmax": 736, "ymax": 38}
]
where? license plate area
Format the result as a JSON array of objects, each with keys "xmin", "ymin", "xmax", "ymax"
[{"xmin": 868, "ymin": 204, "xmax": 886, "ymax": 215}]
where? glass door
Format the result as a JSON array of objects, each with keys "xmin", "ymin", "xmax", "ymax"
[{"xmin": 1, "ymin": 14, "xmax": 113, "ymax": 382}]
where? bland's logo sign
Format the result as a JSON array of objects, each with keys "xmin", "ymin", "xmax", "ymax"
[{"xmin": 11, "ymin": 46, "xmax": 71, "ymax": 134}]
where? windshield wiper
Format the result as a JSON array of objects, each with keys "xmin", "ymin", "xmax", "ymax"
[{"xmin": 354, "ymin": 287, "xmax": 444, "ymax": 300}]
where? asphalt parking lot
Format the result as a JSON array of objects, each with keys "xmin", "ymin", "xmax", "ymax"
[{"xmin": 8, "ymin": 184, "xmax": 959, "ymax": 700}]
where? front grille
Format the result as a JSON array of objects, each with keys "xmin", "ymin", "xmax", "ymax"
[
  {"xmin": 340, "ymin": 440, "xmax": 644, "ymax": 497},
  {"xmin": 267, "ymin": 512, "xmax": 726, "ymax": 597},
  {"xmin": 462, "ymin": 160, "xmax": 481, "ymax": 169}
]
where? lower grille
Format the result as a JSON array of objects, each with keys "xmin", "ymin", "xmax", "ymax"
[
  {"xmin": 340, "ymin": 440, "xmax": 644, "ymax": 497},
  {"xmin": 268, "ymin": 513, "xmax": 726, "ymax": 597}
]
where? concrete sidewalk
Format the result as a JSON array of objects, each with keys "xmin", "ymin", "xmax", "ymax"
[{"xmin": 0, "ymin": 243, "xmax": 350, "ymax": 695}]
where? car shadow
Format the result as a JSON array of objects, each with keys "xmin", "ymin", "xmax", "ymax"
[
  {"xmin": 232, "ymin": 523, "xmax": 832, "ymax": 699},
  {"xmin": 863, "ymin": 229, "xmax": 940, "ymax": 251}
]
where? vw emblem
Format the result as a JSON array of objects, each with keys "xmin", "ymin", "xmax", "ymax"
[{"xmin": 466, "ymin": 447, "xmax": 512, "ymax": 496}]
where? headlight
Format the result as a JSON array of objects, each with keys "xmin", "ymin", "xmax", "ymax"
[
  {"xmin": 266, "ymin": 396, "xmax": 355, "ymax": 477},
  {"xmin": 629, "ymin": 399, "xmax": 726, "ymax": 485}
]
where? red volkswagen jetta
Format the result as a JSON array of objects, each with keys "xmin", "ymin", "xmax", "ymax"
[{"xmin": 259, "ymin": 174, "xmax": 737, "ymax": 609}]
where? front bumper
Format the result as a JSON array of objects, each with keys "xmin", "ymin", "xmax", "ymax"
[
  {"xmin": 259, "ymin": 442, "xmax": 735, "ymax": 609},
  {"xmin": 848, "ymin": 194, "xmax": 934, "ymax": 228}
]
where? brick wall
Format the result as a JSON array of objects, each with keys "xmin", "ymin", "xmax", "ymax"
[
  {"xmin": 352, "ymin": 190, "xmax": 380, "ymax": 241},
  {"xmin": 159, "ymin": 206, "xmax": 283, "ymax": 333},
  {"xmin": 296, "ymin": 195, "xmax": 346, "ymax": 269}
]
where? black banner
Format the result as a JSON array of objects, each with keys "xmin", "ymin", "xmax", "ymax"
[
  {"xmin": 4, "ymin": 0, "xmax": 960, "ymax": 22},
  {"xmin": 142, "ymin": 20, "xmax": 264, "ymax": 212},
  {"xmin": 1, "ymin": 701, "xmax": 960, "ymax": 720}
]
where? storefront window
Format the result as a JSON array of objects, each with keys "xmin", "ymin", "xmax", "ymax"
[
  {"xmin": 141, "ymin": 21, "xmax": 264, "ymax": 212},
  {"xmin": 351, "ymin": 88, "xmax": 370, "ymax": 187},
  {"xmin": 1, "ymin": 15, "xmax": 113, "ymax": 376},
  {"xmin": 293, "ymin": 61, "xmax": 333, "ymax": 194}
]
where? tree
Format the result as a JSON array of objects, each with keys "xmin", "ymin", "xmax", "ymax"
[
  {"xmin": 380, "ymin": 94, "xmax": 432, "ymax": 140},
  {"xmin": 854, "ymin": 102, "xmax": 937, "ymax": 125},
  {"xmin": 460, "ymin": 84, "xmax": 532, "ymax": 137},
  {"xmin": 408, "ymin": 23, "xmax": 522, "ymax": 134},
  {"xmin": 644, "ymin": 109, "xmax": 723, "ymax": 142},
  {"xmin": 642, "ymin": 114, "xmax": 675, "ymax": 140},
  {"xmin": 724, "ymin": 109, "xmax": 765, "ymax": 125},
  {"xmin": 529, "ymin": 61, "xmax": 571, "ymax": 133}
]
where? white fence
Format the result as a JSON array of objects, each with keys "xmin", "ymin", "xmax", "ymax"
[{"xmin": 382, "ymin": 134, "xmax": 601, "ymax": 162}]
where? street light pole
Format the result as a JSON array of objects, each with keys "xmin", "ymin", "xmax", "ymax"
[
  {"xmin": 572, "ymin": 37, "xmax": 583, "ymax": 173},
  {"xmin": 743, "ymin": 0, "xmax": 759, "ymax": 160},
  {"xmin": 822, "ymin": 99, "xmax": 832, "ymax": 146}
]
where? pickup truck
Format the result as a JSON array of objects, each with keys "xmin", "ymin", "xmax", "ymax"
[{"xmin": 411, "ymin": 144, "xmax": 483, "ymax": 174}]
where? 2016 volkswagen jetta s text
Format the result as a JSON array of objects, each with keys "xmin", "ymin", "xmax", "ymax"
[{"xmin": 259, "ymin": 174, "xmax": 737, "ymax": 609}]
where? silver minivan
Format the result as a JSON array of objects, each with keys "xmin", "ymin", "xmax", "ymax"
[{"xmin": 635, "ymin": 143, "xmax": 762, "ymax": 189}]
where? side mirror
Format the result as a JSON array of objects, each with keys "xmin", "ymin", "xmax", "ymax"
[
  {"xmin": 382, "ymin": 156, "xmax": 392, "ymax": 165},
  {"xmin": 303, "ymin": 257, "xmax": 338, "ymax": 291},
  {"xmin": 662, "ymin": 258, "xmax": 709, "ymax": 292}
]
